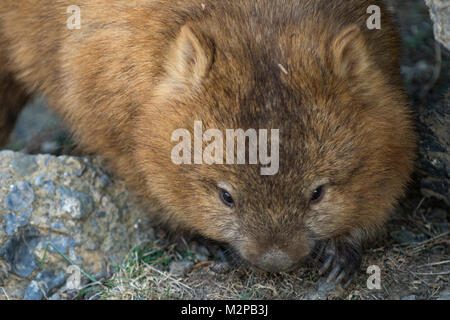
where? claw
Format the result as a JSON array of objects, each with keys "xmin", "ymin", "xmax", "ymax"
[
  {"xmin": 335, "ymin": 270, "xmax": 347, "ymax": 284},
  {"xmin": 313, "ymin": 238, "xmax": 362, "ymax": 286},
  {"xmin": 319, "ymin": 254, "xmax": 334, "ymax": 275},
  {"xmin": 327, "ymin": 265, "xmax": 341, "ymax": 283},
  {"xmin": 313, "ymin": 242, "xmax": 327, "ymax": 264},
  {"xmin": 343, "ymin": 273, "xmax": 356, "ymax": 288}
]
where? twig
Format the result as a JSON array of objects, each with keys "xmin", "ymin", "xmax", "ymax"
[
  {"xmin": 417, "ymin": 260, "xmax": 450, "ymax": 268},
  {"xmin": 405, "ymin": 231, "xmax": 449, "ymax": 248},
  {"xmin": 144, "ymin": 263, "xmax": 194, "ymax": 293},
  {"xmin": 412, "ymin": 271, "xmax": 450, "ymax": 276},
  {"xmin": 1, "ymin": 287, "xmax": 9, "ymax": 300}
]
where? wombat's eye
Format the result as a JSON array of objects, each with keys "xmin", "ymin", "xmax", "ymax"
[
  {"xmin": 310, "ymin": 185, "xmax": 325, "ymax": 204},
  {"xmin": 220, "ymin": 189, "xmax": 235, "ymax": 208}
]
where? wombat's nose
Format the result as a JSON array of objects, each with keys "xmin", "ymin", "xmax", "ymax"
[{"xmin": 257, "ymin": 249, "xmax": 294, "ymax": 272}]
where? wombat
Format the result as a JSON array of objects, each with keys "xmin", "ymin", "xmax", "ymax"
[{"xmin": 0, "ymin": 0, "xmax": 416, "ymax": 284}]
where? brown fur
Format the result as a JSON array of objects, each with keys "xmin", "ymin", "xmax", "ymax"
[{"xmin": 0, "ymin": 1, "xmax": 416, "ymax": 275}]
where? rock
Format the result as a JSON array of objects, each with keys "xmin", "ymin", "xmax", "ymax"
[
  {"xmin": 417, "ymin": 96, "xmax": 449, "ymax": 206},
  {"xmin": 425, "ymin": 0, "xmax": 450, "ymax": 50},
  {"xmin": 0, "ymin": 151, "xmax": 156, "ymax": 299},
  {"xmin": 437, "ymin": 287, "xmax": 450, "ymax": 300},
  {"xmin": 4, "ymin": 213, "xmax": 19, "ymax": 236},
  {"xmin": 304, "ymin": 277, "xmax": 336, "ymax": 300},
  {"xmin": 24, "ymin": 281, "xmax": 43, "ymax": 300},
  {"xmin": 58, "ymin": 186, "xmax": 94, "ymax": 220},
  {"xmin": 5, "ymin": 181, "xmax": 34, "ymax": 212},
  {"xmin": 390, "ymin": 230, "xmax": 426, "ymax": 244},
  {"xmin": 210, "ymin": 262, "xmax": 232, "ymax": 274},
  {"xmin": 169, "ymin": 261, "xmax": 194, "ymax": 278},
  {"xmin": 24, "ymin": 270, "xmax": 67, "ymax": 300},
  {"xmin": 401, "ymin": 295, "xmax": 416, "ymax": 300},
  {"xmin": 0, "ymin": 227, "xmax": 41, "ymax": 278},
  {"xmin": 422, "ymin": 2, "xmax": 449, "ymax": 207}
]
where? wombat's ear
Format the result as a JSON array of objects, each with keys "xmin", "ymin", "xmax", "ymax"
[
  {"xmin": 331, "ymin": 25, "xmax": 371, "ymax": 78},
  {"xmin": 165, "ymin": 24, "xmax": 214, "ymax": 90}
]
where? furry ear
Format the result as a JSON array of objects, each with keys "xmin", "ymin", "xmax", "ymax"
[
  {"xmin": 331, "ymin": 25, "xmax": 371, "ymax": 78},
  {"xmin": 165, "ymin": 24, "xmax": 214, "ymax": 90}
]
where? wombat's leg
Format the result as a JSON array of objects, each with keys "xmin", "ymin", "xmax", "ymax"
[
  {"xmin": 313, "ymin": 238, "xmax": 362, "ymax": 287},
  {"xmin": 0, "ymin": 73, "xmax": 30, "ymax": 147}
]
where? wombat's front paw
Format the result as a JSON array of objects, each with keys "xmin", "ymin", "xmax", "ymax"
[{"xmin": 313, "ymin": 238, "xmax": 362, "ymax": 287}]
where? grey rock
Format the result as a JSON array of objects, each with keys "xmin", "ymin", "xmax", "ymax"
[
  {"xmin": 0, "ymin": 227, "xmax": 40, "ymax": 278},
  {"xmin": 390, "ymin": 230, "xmax": 426, "ymax": 244},
  {"xmin": 34, "ymin": 270, "xmax": 67, "ymax": 295},
  {"xmin": 425, "ymin": 0, "xmax": 450, "ymax": 50},
  {"xmin": 58, "ymin": 186, "xmax": 94, "ymax": 220},
  {"xmin": 98, "ymin": 175, "xmax": 111, "ymax": 188},
  {"xmin": 24, "ymin": 280, "xmax": 43, "ymax": 300},
  {"xmin": 210, "ymin": 262, "xmax": 231, "ymax": 274},
  {"xmin": 417, "ymin": 97, "xmax": 449, "ymax": 206},
  {"xmin": 0, "ymin": 151, "xmax": 156, "ymax": 299},
  {"xmin": 18, "ymin": 208, "xmax": 33, "ymax": 227},
  {"xmin": 170, "ymin": 261, "xmax": 194, "ymax": 278},
  {"xmin": 304, "ymin": 277, "xmax": 336, "ymax": 300},
  {"xmin": 5, "ymin": 181, "xmax": 34, "ymax": 212},
  {"xmin": 401, "ymin": 295, "xmax": 416, "ymax": 300},
  {"xmin": 5, "ymin": 213, "xmax": 19, "ymax": 235},
  {"xmin": 41, "ymin": 181, "xmax": 56, "ymax": 195},
  {"xmin": 437, "ymin": 287, "xmax": 450, "ymax": 300},
  {"xmin": 9, "ymin": 156, "xmax": 38, "ymax": 176},
  {"xmin": 44, "ymin": 236, "xmax": 78, "ymax": 255}
]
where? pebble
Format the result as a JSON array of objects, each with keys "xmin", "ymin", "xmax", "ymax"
[
  {"xmin": 169, "ymin": 261, "xmax": 194, "ymax": 278},
  {"xmin": 5, "ymin": 181, "xmax": 34, "ymax": 212},
  {"xmin": 58, "ymin": 186, "xmax": 94, "ymax": 220}
]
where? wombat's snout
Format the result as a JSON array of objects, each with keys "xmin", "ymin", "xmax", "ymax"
[
  {"xmin": 255, "ymin": 249, "xmax": 295, "ymax": 272},
  {"xmin": 237, "ymin": 233, "xmax": 311, "ymax": 273}
]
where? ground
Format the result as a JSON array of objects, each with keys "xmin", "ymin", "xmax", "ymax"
[{"xmin": 4, "ymin": 0, "xmax": 449, "ymax": 300}]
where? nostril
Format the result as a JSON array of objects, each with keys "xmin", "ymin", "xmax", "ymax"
[{"xmin": 258, "ymin": 249, "xmax": 294, "ymax": 272}]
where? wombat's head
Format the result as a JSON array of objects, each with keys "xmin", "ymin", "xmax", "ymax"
[{"xmin": 135, "ymin": 22, "xmax": 416, "ymax": 272}]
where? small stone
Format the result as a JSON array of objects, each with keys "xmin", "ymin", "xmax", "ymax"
[
  {"xmin": 210, "ymin": 262, "xmax": 231, "ymax": 274},
  {"xmin": 58, "ymin": 186, "xmax": 94, "ymax": 220},
  {"xmin": 437, "ymin": 287, "xmax": 450, "ymax": 300},
  {"xmin": 5, "ymin": 181, "xmax": 34, "ymax": 212},
  {"xmin": 40, "ymin": 181, "xmax": 56, "ymax": 195},
  {"xmin": 98, "ymin": 175, "xmax": 111, "ymax": 188},
  {"xmin": 50, "ymin": 222, "xmax": 65, "ymax": 230},
  {"xmin": 9, "ymin": 156, "xmax": 38, "ymax": 176},
  {"xmin": 40, "ymin": 141, "xmax": 60, "ymax": 154},
  {"xmin": 401, "ymin": 295, "xmax": 416, "ymax": 300},
  {"xmin": 45, "ymin": 236, "xmax": 78, "ymax": 255},
  {"xmin": 390, "ymin": 230, "xmax": 422, "ymax": 244},
  {"xmin": 0, "ymin": 227, "xmax": 40, "ymax": 278},
  {"xmin": 35, "ymin": 270, "xmax": 68, "ymax": 295},
  {"xmin": 24, "ymin": 280, "xmax": 43, "ymax": 300},
  {"xmin": 18, "ymin": 208, "xmax": 33, "ymax": 227},
  {"xmin": 4, "ymin": 213, "xmax": 19, "ymax": 235},
  {"xmin": 304, "ymin": 278, "xmax": 336, "ymax": 300},
  {"xmin": 48, "ymin": 293, "xmax": 62, "ymax": 300},
  {"xmin": 34, "ymin": 174, "xmax": 49, "ymax": 186},
  {"xmin": 169, "ymin": 261, "xmax": 194, "ymax": 277},
  {"xmin": 425, "ymin": 0, "xmax": 450, "ymax": 50}
]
